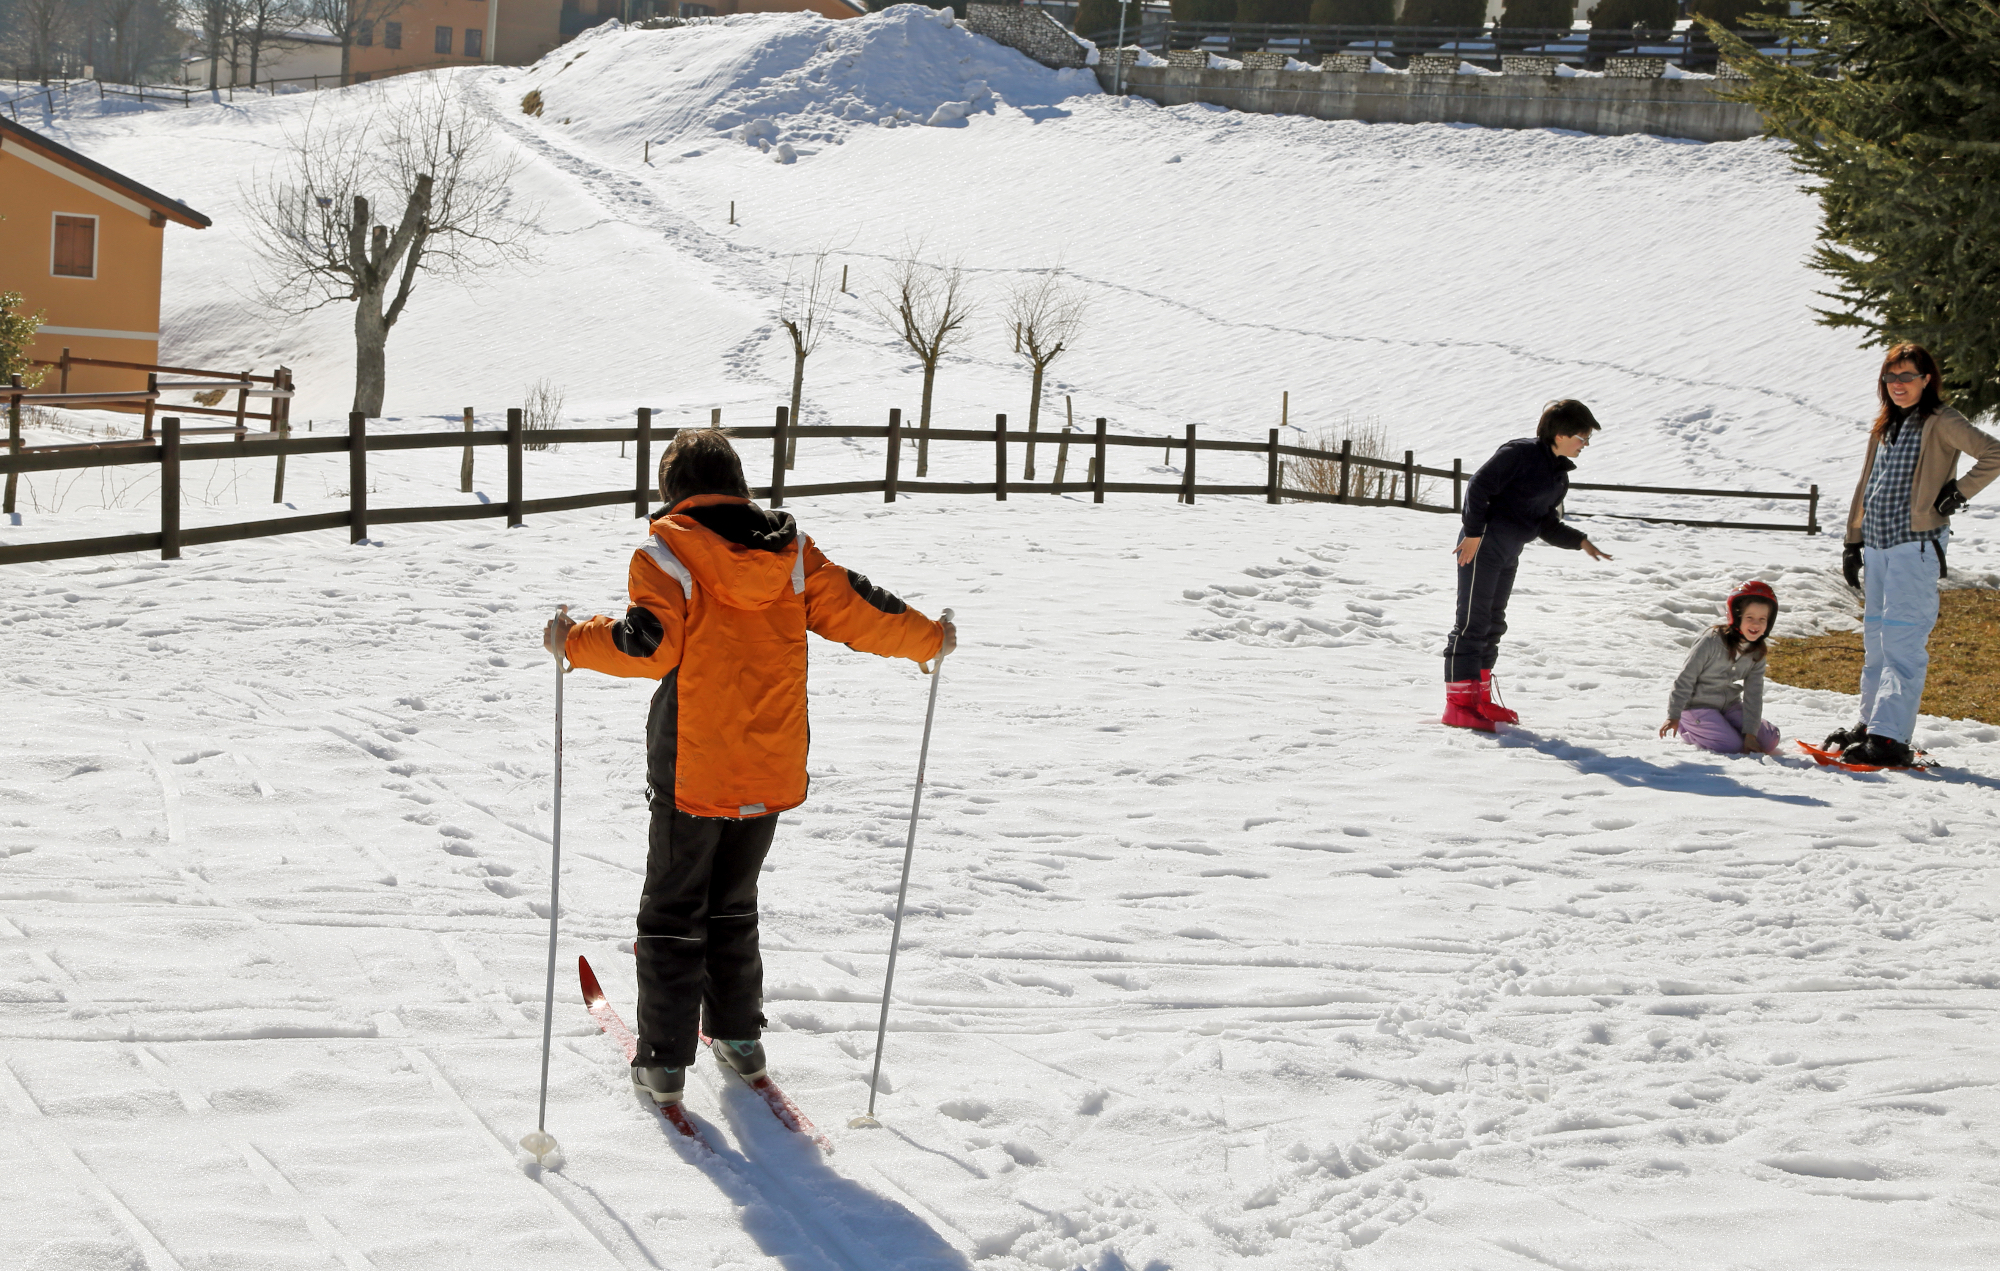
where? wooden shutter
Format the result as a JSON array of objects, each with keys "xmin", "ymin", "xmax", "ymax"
[{"xmin": 53, "ymin": 216, "xmax": 95, "ymax": 278}]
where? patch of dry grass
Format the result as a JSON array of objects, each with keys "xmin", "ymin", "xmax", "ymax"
[
  {"xmin": 1766, "ymin": 587, "xmax": 2000, "ymax": 725},
  {"xmin": 1286, "ymin": 416, "xmax": 1433, "ymax": 504}
]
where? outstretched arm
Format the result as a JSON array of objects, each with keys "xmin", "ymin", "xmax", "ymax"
[
  {"xmin": 561, "ymin": 551, "xmax": 688, "ymax": 679},
  {"xmin": 801, "ymin": 539, "xmax": 946, "ymax": 663}
]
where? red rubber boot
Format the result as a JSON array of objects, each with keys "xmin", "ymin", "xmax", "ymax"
[
  {"xmin": 1477, "ymin": 670, "xmax": 1519, "ymax": 725},
  {"xmin": 1443, "ymin": 679, "xmax": 1496, "ymax": 732}
]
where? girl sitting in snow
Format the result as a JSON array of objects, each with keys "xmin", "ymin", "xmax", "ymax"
[{"xmin": 1660, "ymin": 580, "xmax": 1781, "ymax": 755}]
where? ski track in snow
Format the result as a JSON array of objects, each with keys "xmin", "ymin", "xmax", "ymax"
[{"xmin": 7, "ymin": 9, "xmax": 2000, "ymax": 1270}]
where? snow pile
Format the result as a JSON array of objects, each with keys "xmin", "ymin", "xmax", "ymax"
[{"xmin": 506, "ymin": 6, "xmax": 1098, "ymax": 156}]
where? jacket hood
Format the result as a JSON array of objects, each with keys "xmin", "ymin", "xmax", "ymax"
[{"xmin": 651, "ymin": 495, "xmax": 801, "ymax": 610}]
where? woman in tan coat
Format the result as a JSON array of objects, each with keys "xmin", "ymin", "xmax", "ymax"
[{"xmin": 1826, "ymin": 344, "xmax": 2000, "ymax": 767}]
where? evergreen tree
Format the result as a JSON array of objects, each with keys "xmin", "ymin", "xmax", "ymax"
[
  {"xmin": 1, "ymin": 291, "xmax": 50, "ymax": 390},
  {"xmin": 1498, "ymin": 0, "xmax": 1573, "ymax": 28},
  {"xmin": 1076, "ymin": 0, "xmax": 1143, "ymax": 40},
  {"xmin": 1172, "ymin": 0, "xmax": 1240, "ymax": 23},
  {"xmin": 1707, "ymin": 4, "xmax": 2000, "ymax": 416},
  {"xmin": 1587, "ymin": 0, "xmax": 1675, "ymax": 29},
  {"xmin": 1401, "ymin": 0, "xmax": 1486, "ymax": 26},
  {"xmin": 1690, "ymin": 0, "xmax": 1763, "ymax": 27},
  {"xmin": 1238, "ymin": 0, "xmax": 1311, "ymax": 25},
  {"xmin": 1307, "ymin": 0, "xmax": 1395, "ymax": 23}
]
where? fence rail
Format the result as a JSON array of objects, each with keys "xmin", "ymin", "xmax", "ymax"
[
  {"xmin": 0, "ymin": 407, "xmax": 1821, "ymax": 568},
  {"xmin": 1140, "ymin": 21, "xmax": 1798, "ymax": 68}
]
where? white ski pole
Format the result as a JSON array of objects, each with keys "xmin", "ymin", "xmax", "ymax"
[
  {"xmin": 852, "ymin": 607, "xmax": 953, "ymax": 1130},
  {"xmin": 521, "ymin": 606, "xmax": 568, "ymax": 1163}
]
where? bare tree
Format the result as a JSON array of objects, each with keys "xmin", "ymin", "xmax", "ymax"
[
  {"xmin": 246, "ymin": 75, "xmax": 535, "ymax": 415},
  {"xmin": 1003, "ymin": 269, "xmax": 1086, "ymax": 481},
  {"xmin": 8, "ymin": 0, "xmax": 83, "ymax": 83},
  {"xmin": 873, "ymin": 248, "xmax": 974, "ymax": 478},
  {"xmin": 236, "ymin": 0, "xmax": 309, "ymax": 85},
  {"xmin": 188, "ymin": 0, "xmax": 242, "ymax": 89},
  {"xmin": 305, "ymin": 0, "xmax": 405, "ymax": 86},
  {"xmin": 778, "ymin": 249, "xmax": 839, "ymax": 471},
  {"xmin": 94, "ymin": 0, "xmax": 176, "ymax": 84}
]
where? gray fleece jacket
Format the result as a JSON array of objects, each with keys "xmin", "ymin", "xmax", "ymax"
[{"xmin": 1667, "ymin": 629, "xmax": 1765, "ymax": 735}]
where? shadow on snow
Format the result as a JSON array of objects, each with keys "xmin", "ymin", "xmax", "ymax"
[
  {"xmin": 651, "ymin": 1083, "xmax": 970, "ymax": 1271},
  {"xmin": 1498, "ymin": 730, "xmax": 1832, "ymax": 806}
]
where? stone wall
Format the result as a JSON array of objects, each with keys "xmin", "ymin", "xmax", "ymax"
[
  {"xmin": 964, "ymin": 3, "xmax": 1090, "ymax": 70},
  {"xmin": 1099, "ymin": 65, "xmax": 1762, "ymax": 143}
]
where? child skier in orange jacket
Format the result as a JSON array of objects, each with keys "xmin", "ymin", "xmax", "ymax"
[{"xmin": 544, "ymin": 429, "xmax": 952, "ymax": 1106}]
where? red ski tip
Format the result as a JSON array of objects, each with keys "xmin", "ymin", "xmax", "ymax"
[{"xmin": 579, "ymin": 955, "xmax": 606, "ymax": 1006}]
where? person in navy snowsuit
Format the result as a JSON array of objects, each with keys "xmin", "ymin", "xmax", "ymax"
[{"xmin": 1442, "ymin": 400, "xmax": 1613, "ymax": 730}]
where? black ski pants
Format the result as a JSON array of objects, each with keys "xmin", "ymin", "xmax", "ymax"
[
  {"xmin": 633, "ymin": 807, "xmax": 777, "ymax": 1068},
  {"xmin": 1444, "ymin": 533, "xmax": 1523, "ymax": 682}
]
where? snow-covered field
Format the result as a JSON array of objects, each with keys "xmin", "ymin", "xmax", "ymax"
[{"xmin": 7, "ymin": 10, "xmax": 2000, "ymax": 1270}]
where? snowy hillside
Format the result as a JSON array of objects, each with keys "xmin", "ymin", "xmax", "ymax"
[{"xmin": 7, "ymin": 10, "xmax": 2000, "ymax": 1271}]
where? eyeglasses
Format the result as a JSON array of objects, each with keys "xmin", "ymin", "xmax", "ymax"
[{"xmin": 1883, "ymin": 372, "xmax": 1926, "ymax": 385}]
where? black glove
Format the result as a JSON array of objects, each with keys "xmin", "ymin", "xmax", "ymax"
[
  {"xmin": 1842, "ymin": 543, "xmax": 1862, "ymax": 588},
  {"xmin": 1935, "ymin": 478, "xmax": 1969, "ymax": 517}
]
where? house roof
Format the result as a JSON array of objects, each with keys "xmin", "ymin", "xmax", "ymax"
[{"xmin": 0, "ymin": 116, "xmax": 211, "ymax": 229}]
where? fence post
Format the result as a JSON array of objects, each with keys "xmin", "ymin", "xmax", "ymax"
[
  {"xmin": 1338, "ymin": 438, "xmax": 1352, "ymax": 503},
  {"xmin": 59, "ymin": 346, "xmax": 70, "ymax": 393},
  {"xmin": 144, "ymin": 372, "xmax": 157, "ymax": 440},
  {"xmin": 1807, "ymin": 484, "xmax": 1820, "ymax": 535},
  {"xmin": 4, "ymin": 379, "xmax": 20, "ymax": 515},
  {"xmin": 1452, "ymin": 458, "xmax": 1463, "ymax": 513},
  {"xmin": 233, "ymin": 371, "xmax": 250, "ymax": 440},
  {"xmin": 460, "ymin": 406, "xmax": 476, "ymax": 494},
  {"xmin": 884, "ymin": 408, "xmax": 901, "ymax": 502},
  {"xmin": 160, "ymin": 417, "xmax": 181, "ymax": 559},
  {"xmin": 995, "ymin": 413, "xmax": 1007, "ymax": 501},
  {"xmin": 349, "ymin": 412, "xmax": 368, "ymax": 544},
  {"xmin": 272, "ymin": 412, "xmax": 289, "ymax": 504},
  {"xmin": 1053, "ymin": 424, "xmax": 1072, "ymax": 494},
  {"xmin": 1266, "ymin": 428, "xmax": 1279, "ymax": 504},
  {"xmin": 635, "ymin": 407, "xmax": 652, "ymax": 517},
  {"xmin": 1093, "ymin": 418, "xmax": 1107, "ymax": 504},
  {"xmin": 1182, "ymin": 425, "xmax": 1197, "ymax": 504},
  {"xmin": 769, "ymin": 406, "xmax": 789, "ymax": 508},
  {"xmin": 506, "ymin": 407, "xmax": 524, "ymax": 528},
  {"xmin": 1403, "ymin": 450, "xmax": 1414, "ymax": 509}
]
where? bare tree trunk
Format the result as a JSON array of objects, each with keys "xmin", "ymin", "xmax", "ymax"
[
  {"xmin": 918, "ymin": 362, "xmax": 936, "ymax": 478},
  {"xmin": 786, "ymin": 351, "xmax": 804, "ymax": 470},
  {"xmin": 1025, "ymin": 361, "xmax": 1044, "ymax": 480},
  {"xmin": 353, "ymin": 302, "xmax": 388, "ymax": 416}
]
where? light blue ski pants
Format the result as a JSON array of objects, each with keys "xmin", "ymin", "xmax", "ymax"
[{"xmin": 1860, "ymin": 531, "xmax": 1947, "ymax": 745}]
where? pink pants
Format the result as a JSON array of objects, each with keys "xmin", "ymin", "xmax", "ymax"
[{"xmin": 1680, "ymin": 706, "xmax": 1779, "ymax": 754}]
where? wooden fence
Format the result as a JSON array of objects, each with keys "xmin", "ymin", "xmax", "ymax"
[{"xmin": 0, "ymin": 406, "xmax": 1821, "ymax": 568}]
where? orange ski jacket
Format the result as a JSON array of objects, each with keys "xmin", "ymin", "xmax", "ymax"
[{"xmin": 565, "ymin": 495, "xmax": 944, "ymax": 819}]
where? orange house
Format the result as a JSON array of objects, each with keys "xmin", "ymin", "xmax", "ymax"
[
  {"xmin": 347, "ymin": 0, "xmax": 863, "ymax": 80},
  {"xmin": 0, "ymin": 118, "xmax": 210, "ymax": 396}
]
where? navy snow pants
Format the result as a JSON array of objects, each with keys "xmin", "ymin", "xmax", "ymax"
[
  {"xmin": 1444, "ymin": 533, "xmax": 1522, "ymax": 683},
  {"xmin": 632, "ymin": 807, "xmax": 777, "ymax": 1068}
]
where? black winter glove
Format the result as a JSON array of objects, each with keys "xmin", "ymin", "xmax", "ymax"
[
  {"xmin": 1842, "ymin": 543, "xmax": 1862, "ymax": 589},
  {"xmin": 1935, "ymin": 478, "xmax": 1969, "ymax": 517}
]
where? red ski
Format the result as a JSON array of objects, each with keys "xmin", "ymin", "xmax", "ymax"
[
  {"xmin": 1796, "ymin": 740, "xmax": 1937, "ymax": 773},
  {"xmin": 579, "ymin": 956, "xmax": 711, "ymax": 1148},
  {"xmin": 699, "ymin": 1027, "xmax": 834, "ymax": 1155}
]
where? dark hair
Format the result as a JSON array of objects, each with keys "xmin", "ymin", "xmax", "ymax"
[
  {"xmin": 1536, "ymin": 399, "xmax": 1601, "ymax": 445},
  {"xmin": 658, "ymin": 429, "xmax": 749, "ymax": 508},
  {"xmin": 1714, "ymin": 596, "xmax": 1776, "ymax": 662},
  {"xmin": 1872, "ymin": 342, "xmax": 1946, "ymax": 440}
]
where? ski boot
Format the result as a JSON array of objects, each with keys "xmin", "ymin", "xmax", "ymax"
[
  {"xmin": 1442, "ymin": 680, "xmax": 1496, "ymax": 732},
  {"xmin": 631, "ymin": 1064, "xmax": 685, "ymax": 1105},
  {"xmin": 1476, "ymin": 670, "xmax": 1519, "ymax": 725},
  {"xmin": 1822, "ymin": 722, "xmax": 1867, "ymax": 756},
  {"xmin": 1848, "ymin": 734, "xmax": 1914, "ymax": 768},
  {"xmin": 711, "ymin": 1039, "xmax": 768, "ymax": 1082}
]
